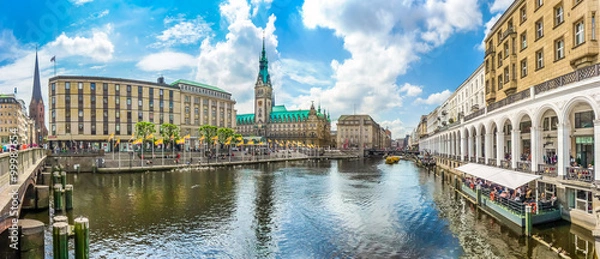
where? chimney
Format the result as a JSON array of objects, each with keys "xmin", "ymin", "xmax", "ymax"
[{"xmin": 157, "ymin": 76, "xmax": 165, "ymax": 84}]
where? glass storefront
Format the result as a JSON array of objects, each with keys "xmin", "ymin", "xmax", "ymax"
[{"xmin": 575, "ymin": 136, "xmax": 594, "ymax": 167}]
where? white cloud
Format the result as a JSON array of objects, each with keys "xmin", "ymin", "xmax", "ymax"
[
  {"xmin": 48, "ymin": 31, "xmax": 114, "ymax": 62},
  {"xmin": 97, "ymin": 10, "xmax": 109, "ymax": 19},
  {"xmin": 490, "ymin": 0, "xmax": 513, "ymax": 13},
  {"xmin": 70, "ymin": 0, "xmax": 93, "ymax": 6},
  {"xmin": 194, "ymin": 0, "xmax": 279, "ymax": 113},
  {"xmin": 399, "ymin": 83, "xmax": 422, "ymax": 97},
  {"xmin": 415, "ymin": 90, "xmax": 452, "ymax": 105},
  {"xmin": 299, "ymin": 0, "xmax": 481, "ymax": 121},
  {"xmin": 137, "ymin": 52, "xmax": 197, "ymax": 71},
  {"xmin": 380, "ymin": 119, "xmax": 408, "ymax": 140},
  {"xmin": 155, "ymin": 15, "xmax": 211, "ymax": 47}
]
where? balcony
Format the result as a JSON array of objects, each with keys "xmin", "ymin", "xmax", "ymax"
[
  {"xmin": 486, "ymin": 91, "xmax": 496, "ymax": 103},
  {"xmin": 516, "ymin": 161, "xmax": 531, "ymax": 173},
  {"xmin": 487, "ymin": 158, "xmax": 497, "ymax": 167},
  {"xmin": 501, "ymin": 26, "xmax": 516, "ymax": 41},
  {"xmin": 500, "ymin": 160, "xmax": 511, "ymax": 169},
  {"xmin": 485, "ymin": 47, "xmax": 495, "ymax": 57},
  {"xmin": 502, "ymin": 79, "xmax": 517, "ymax": 95},
  {"xmin": 566, "ymin": 167, "xmax": 594, "ymax": 183},
  {"xmin": 477, "ymin": 157, "xmax": 485, "ymax": 164},
  {"xmin": 537, "ymin": 164, "xmax": 557, "ymax": 177}
]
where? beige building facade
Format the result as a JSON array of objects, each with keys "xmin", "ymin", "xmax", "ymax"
[
  {"xmin": 0, "ymin": 94, "xmax": 35, "ymax": 146},
  {"xmin": 336, "ymin": 115, "xmax": 389, "ymax": 150}
]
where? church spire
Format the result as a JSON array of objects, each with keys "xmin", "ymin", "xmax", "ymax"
[
  {"xmin": 31, "ymin": 49, "xmax": 43, "ymax": 101},
  {"xmin": 257, "ymin": 33, "xmax": 271, "ymax": 86}
]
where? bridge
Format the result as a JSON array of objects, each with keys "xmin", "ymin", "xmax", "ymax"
[
  {"xmin": 0, "ymin": 148, "xmax": 46, "ymax": 233},
  {"xmin": 364, "ymin": 149, "xmax": 419, "ymax": 157}
]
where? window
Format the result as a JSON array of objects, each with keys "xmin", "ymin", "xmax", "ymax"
[
  {"xmin": 575, "ymin": 20, "xmax": 585, "ymax": 45},
  {"xmin": 115, "ymin": 84, "xmax": 120, "ymax": 91},
  {"xmin": 555, "ymin": 38, "xmax": 564, "ymax": 60},
  {"xmin": 104, "ymin": 111, "xmax": 108, "ymax": 118},
  {"xmin": 159, "ymin": 89, "xmax": 163, "ymax": 96},
  {"xmin": 116, "ymin": 112, "xmax": 120, "ymax": 118},
  {"xmin": 504, "ymin": 42, "xmax": 509, "ymax": 57},
  {"xmin": 497, "ymin": 75, "xmax": 503, "ymax": 90},
  {"xmin": 138, "ymin": 100, "xmax": 142, "ymax": 107},
  {"xmin": 536, "ymin": 0, "xmax": 543, "ymax": 9},
  {"xmin": 138, "ymin": 86, "xmax": 143, "ymax": 95},
  {"xmin": 568, "ymin": 188, "xmax": 593, "ymax": 214},
  {"xmin": 127, "ymin": 98, "xmax": 131, "ymax": 105},
  {"xmin": 575, "ymin": 111, "xmax": 593, "ymax": 128},
  {"xmin": 52, "ymin": 83, "xmax": 55, "ymax": 91},
  {"xmin": 504, "ymin": 67, "xmax": 510, "ymax": 82},
  {"xmin": 116, "ymin": 98, "xmax": 120, "ymax": 104},
  {"xmin": 78, "ymin": 110, "xmax": 83, "ymax": 117},
  {"xmin": 521, "ymin": 58, "xmax": 528, "ymax": 77},
  {"xmin": 497, "ymin": 52, "xmax": 503, "ymax": 67},
  {"xmin": 52, "ymin": 97, "xmax": 55, "ymax": 104},
  {"xmin": 138, "ymin": 112, "xmax": 143, "ymax": 120},
  {"xmin": 520, "ymin": 5, "xmax": 527, "ymax": 23},
  {"xmin": 593, "ymin": 13, "xmax": 596, "ymax": 40},
  {"xmin": 78, "ymin": 82, "xmax": 83, "ymax": 89},
  {"xmin": 536, "ymin": 19, "xmax": 544, "ymax": 39},
  {"xmin": 555, "ymin": 5, "xmax": 564, "ymax": 26},
  {"xmin": 103, "ymin": 97, "xmax": 108, "ymax": 104},
  {"xmin": 536, "ymin": 49, "xmax": 544, "ymax": 69},
  {"xmin": 103, "ymin": 83, "xmax": 108, "ymax": 91},
  {"xmin": 65, "ymin": 82, "xmax": 70, "ymax": 90},
  {"xmin": 127, "ymin": 85, "xmax": 131, "ymax": 92},
  {"xmin": 90, "ymin": 83, "xmax": 95, "ymax": 91}
]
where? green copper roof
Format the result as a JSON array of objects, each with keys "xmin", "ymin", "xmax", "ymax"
[
  {"xmin": 236, "ymin": 104, "xmax": 329, "ymax": 123},
  {"xmin": 258, "ymin": 37, "xmax": 271, "ymax": 84},
  {"xmin": 271, "ymin": 105, "xmax": 287, "ymax": 112},
  {"xmin": 170, "ymin": 79, "xmax": 230, "ymax": 94}
]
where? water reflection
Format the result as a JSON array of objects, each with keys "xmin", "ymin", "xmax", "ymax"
[{"xmin": 14, "ymin": 159, "xmax": 595, "ymax": 258}]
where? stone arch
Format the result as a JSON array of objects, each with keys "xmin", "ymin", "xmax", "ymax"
[{"xmin": 561, "ymin": 95, "xmax": 599, "ymax": 122}]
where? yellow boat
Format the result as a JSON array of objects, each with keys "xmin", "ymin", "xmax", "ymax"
[{"xmin": 385, "ymin": 156, "xmax": 400, "ymax": 164}]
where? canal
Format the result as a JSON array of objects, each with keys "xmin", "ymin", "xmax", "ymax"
[{"xmin": 18, "ymin": 159, "xmax": 596, "ymax": 258}]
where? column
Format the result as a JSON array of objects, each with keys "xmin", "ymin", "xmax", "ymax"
[
  {"xmin": 531, "ymin": 126, "xmax": 540, "ymax": 173},
  {"xmin": 594, "ymin": 120, "xmax": 600, "ymax": 182},
  {"xmin": 450, "ymin": 135, "xmax": 455, "ymax": 157},
  {"xmin": 485, "ymin": 133, "xmax": 493, "ymax": 164},
  {"xmin": 511, "ymin": 129, "xmax": 521, "ymax": 169},
  {"xmin": 557, "ymin": 122, "xmax": 570, "ymax": 178},
  {"xmin": 468, "ymin": 136, "xmax": 474, "ymax": 162},
  {"xmin": 461, "ymin": 134, "xmax": 467, "ymax": 161},
  {"xmin": 475, "ymin": 133, "xmax": 482, "ymax": 161},
  {"xmin": 496, "ymin": 132, "xmax": 504, "ymax": 166}
]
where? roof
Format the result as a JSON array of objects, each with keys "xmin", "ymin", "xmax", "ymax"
[
  {"xmin": 171, "ymin": 79, "xmax": 230, "ymax": 94},
  {"xmin": 337, "ymin": 114, "xmax": 373, "ymax": 121},
  {"xmin": 455, "ymin": 163, "xmax": 540, "ymax": 189},
  {"xmin": 49, "ymin": 75, "xmax": 179, "ymax": 89},
  {"xmin": 236, "ymin": 104, "xmax": 329, "ymax": 124}
]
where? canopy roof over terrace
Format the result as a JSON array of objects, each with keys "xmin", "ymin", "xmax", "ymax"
[{"xmin": 455, "ymin": 163, "xmax": 541, "ymax": 190}]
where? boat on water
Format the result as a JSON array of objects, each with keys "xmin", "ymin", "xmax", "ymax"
[{"xmin": 385, "ymin": 156, "xmax": 401, "ymax": 164}]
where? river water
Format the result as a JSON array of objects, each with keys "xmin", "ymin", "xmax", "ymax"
[{"xmin": 19, "ymin": 158, "xmax": 596, "ymax": 258}]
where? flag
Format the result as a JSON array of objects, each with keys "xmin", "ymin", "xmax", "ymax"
[
  {"xmin": 199, "ymin": 135, "xmax": 206, "ymax": 141},
  {"xmin": 170, "ymin": 134, "xmax": 174, "ymax": 140},
  {"xmin": 146, "ymin": 133, "xmax": 154, "ymax": 140},
  {"xmin": 176, "ymin": 139, "xmax": 185, "ymax": 144},
  {"xmin": 129, "ymin": 133, "xmax": 134, "ymax": 140},
  {"xmin": 133, "ymin": 138, "xmax": 143, "ymax": 145},
  {"xmin": 50, "ymin": 56, "xmax": 55, "ymax": 62},
  {"xmin": 236, "ymin": 136, "xmax": 243, "ymax": 141},
  {"xmin": 184, "ymin": 134, "xmax": 191, "ymax": 139},
  {"xmin": 108, "ymin": 133, "xmax": 114, "ymax": 141},
  {"xmin": 155, "ymin": 138, "xmax": 163, "ymax": 145},
  {"xmin": 258, "ymin": 142, "xmax": 264, "ymax": 145},
  {"xmin": 247, "ymin": 140, "xmax": 254, "ymax": 145},
  {"xmin": 225, "ymin": 139, "xmax": 231, "ymax": 145},
  {"xmin": 114, "ymin": 138, "xmax": 120, "ymax": 146},
  {"xmin": 211, "ymin": 135, "xmax": 218, "ymax": 141},
  {"xmin": 268, "ymin": 139, "xmax": 272, "ymax": 143}
]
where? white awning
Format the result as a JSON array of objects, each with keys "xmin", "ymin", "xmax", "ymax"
[{"xmin": 455, "ymin": 163, "xmax": 541, "ymax": 190}]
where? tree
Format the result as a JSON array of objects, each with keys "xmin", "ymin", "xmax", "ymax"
[
  {"xmin": 160, "ymin": 123, "xmax": 180, "ymax": 150},
  {"xmin": 198, "ymin": 125, "xmax": 218, "ymax": 150},
  {"xmin": 216, "ymin": 127, "xmax": 234, "ymax": 146},
  {"xmin": 135, "ymin": 121, "xmax": 156, "ymax": 149}
]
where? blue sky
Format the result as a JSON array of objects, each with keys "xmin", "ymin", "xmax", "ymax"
[{"xmin": 0, "ymin": 0, "xmax": 513, "ymax": 139}]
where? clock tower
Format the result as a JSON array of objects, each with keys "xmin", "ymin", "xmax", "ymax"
[{"xmin": 254, "ymin": 36, "xmax": 273, "ymax": 136}]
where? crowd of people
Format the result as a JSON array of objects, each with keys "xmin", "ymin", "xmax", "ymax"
[{"xmin": 462, "ymin": 176, "xmax": 557, "ymax": 214}]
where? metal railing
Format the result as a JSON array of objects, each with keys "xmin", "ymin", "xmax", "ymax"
[
  {"xmin": 469, "ymin": 157, "xmax": 476, "ymax": 163},
  {"xmin": 478, "ymin": 157, "xmax": 486, "ymax": 164},
  {"xmin": 516, "ymin": 161, "xmax": 531, "ymax": 173},
  {"xmin": 464, "ymin": 108, "xmax": 486, "ymax": 122},
  {"xmin": 534, "ymin": 64, "xmax": 600, "ymax": 95},
  {"xmin": 566, "ymin": 167, "xmax": 595, "ymax": 183},
  {"xmin": 500, "ymin": 160, "xmax": 511, "ymax": 169},
  {"xmin": 537, "ymin": 164, "xmax": 558, "ymax": 176},
  {"xmin": 488, "ymin": 89, "xmax": 531, "ymax": 112},
  {"xmin": 488, "ymin": 158, "xmax": 497, "ymax": 167}
]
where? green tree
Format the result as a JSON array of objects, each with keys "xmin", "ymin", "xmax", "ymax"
[
  {"xmin": 135, "ymin": 121, "xmax": 156, "ymax": 149},
  {"xmin": 198, "ymin": 125, "xmax": 218, "ymax": 149},
  {"xmin": 160, "ymin": 123, "xmax": 180, "ymax": 150},
  {"xmin": 217, "ymin": 127, "xmax": 235, "ymax": 145}
]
